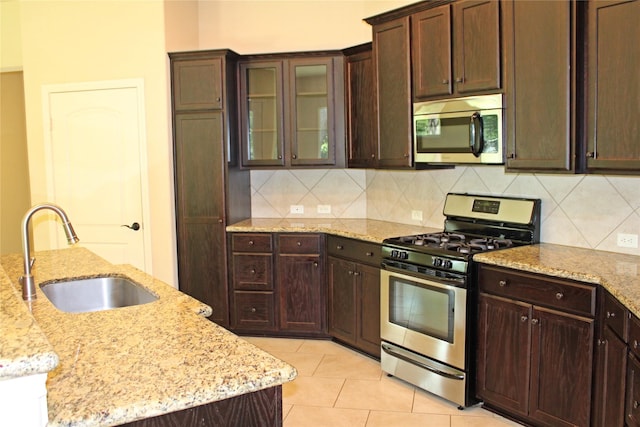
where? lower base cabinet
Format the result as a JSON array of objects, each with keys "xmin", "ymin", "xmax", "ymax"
[
  {"xmin": 327, "ymin": 236, "xmax": 381, "ymax": 358},
  {"xmin": 477, "ymin": 264, "xmax": 595, "ymax": 427},
  {"xmin": 120, "ymin": 386, "xmax": 282, "ymax": 427}
]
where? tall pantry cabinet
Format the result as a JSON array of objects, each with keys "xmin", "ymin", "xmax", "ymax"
[{"xmin": 169, "ymin": 50, "xmax": 251, "ymax": 327}]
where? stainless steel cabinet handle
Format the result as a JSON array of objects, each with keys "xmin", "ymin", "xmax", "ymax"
[{"xmin": 555, "ymin": 292, "xmax": 564, "ymax": 300}]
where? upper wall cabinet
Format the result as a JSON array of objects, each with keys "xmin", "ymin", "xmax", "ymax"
[
  {"xmin": 238, "ymin": 53, "xmax": 345, "ymax": 168},
  {"xmin": 412, "ymin": 0, "xmax": 501, "ymax": 101},
  {"xmin": 503, "ymin": 0, "xmax": 577, "ymax": 172},
  {"xmin": 585, "ymin": 0, "xmax": 640, "ymax": 173}
]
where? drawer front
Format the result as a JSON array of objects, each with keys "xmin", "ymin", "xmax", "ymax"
[
  {"xmin": 327, "ymin": 235, "xmax": 381, "ymax": 266},
  {"xmin": 232, "ymin": 233, "xmax": 273, "ymax": 253},
  {"xmin": 278, "ymin": 234, "xmax": 321, "ymax": 254},
  {"xmin": 232, "ymin": 291, "xmax": 276, "ymax": 330},
  {"xmin": 629, "ymin": 314, "xmax": 640, "ymax": 359},
  {"xmin": 604, "ymin": 290, "xmax": 629, "ymax": 342},
  {"xmin": 478, "ymin": 265, "xmax": 596, "ymax": 316},
  {"xmin": 232, "ymin": 254, "xmax": 273, "ymax": 290}
]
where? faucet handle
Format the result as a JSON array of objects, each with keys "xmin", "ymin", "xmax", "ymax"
[{"xmin": 29, "ymin": 257, "xmax": 35, "ymax": 269}]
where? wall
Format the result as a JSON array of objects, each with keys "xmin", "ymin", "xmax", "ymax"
[{"xmin": 251, "ymin": 167, "xmax": 640, "ymax": 256}]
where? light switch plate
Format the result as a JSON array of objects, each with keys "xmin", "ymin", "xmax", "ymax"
[
  {"xmin": 411, "ymin": 210, "xmax": 423, "ymax": 221},
  {"xmin": 617, "ymin": 233, "xmax": 639, "ymax": 248},
  {"xmin": 317, "ymin": 204, "xmax": 331, "ymax": 214}
]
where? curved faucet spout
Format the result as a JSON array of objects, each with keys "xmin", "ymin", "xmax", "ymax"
[{"xmin": 20, "ymin": 203, "xmax": 79, "ymax": 301}]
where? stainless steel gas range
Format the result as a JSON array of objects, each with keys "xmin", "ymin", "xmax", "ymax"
[{"xmin": 380, "ymin": 193, "xmax": 541, "ymax": 409}]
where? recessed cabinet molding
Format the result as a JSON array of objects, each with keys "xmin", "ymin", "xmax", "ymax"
[{"xmin": 238, "ymin": 53, "xmax": 345, "ymax": 168}]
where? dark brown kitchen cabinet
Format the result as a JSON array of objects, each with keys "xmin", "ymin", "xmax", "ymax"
[
  {"xmin": 412, "ymin": 0, "xmax": 501, "ymax": 100},
  {"xmin": 585, "ymin": 0, "xmax": 640, "ymax": 173},
  {"xmin": 230, "ymin": 233, "xmax": 276, "ymax": 332},
  {"xmin": 627, "ymin": 313, "xmax": 640, "ymax": 426},
  {"xmin": 238, "ymin": 53, "xmax": 345, "ymax": 168},
  {"xmin": 277, "ymin": 234, "xmax": 326, "ymax": 335},
  {"xmin": 503, "ymin": 0, "xmax": 577, "ymax": 172},
  {"xmin": 370, "ymin": 16, "xmax": 413, "ymax": 168},
  {"xmin": 327, "ymin": 236, "xmax": 381, "ymax": 358},
  {"xmin": 170, "ymin": 50, "xmax": 251, "ymax": 327},
  {"xmin": 477, "ymin": 264, "xmax": 596, "ymax": 427},
  {"xmin": 343, "ymin": 43, "xmax": 377, "ymax": 168}
]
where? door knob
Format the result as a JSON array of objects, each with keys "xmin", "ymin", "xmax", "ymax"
[{"xmin": 122, "ymin": 222, "xmax": 140, "ymax": 231}]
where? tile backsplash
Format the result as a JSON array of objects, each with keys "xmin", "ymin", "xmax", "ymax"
[{"xmin": 250, "ymin": 167, "xmax": 640, "ymax": 256}]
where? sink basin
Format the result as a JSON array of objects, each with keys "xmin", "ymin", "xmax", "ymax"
[{"xmin": 40, "ymin": 275, "xmax": 158, "ymax": 313}]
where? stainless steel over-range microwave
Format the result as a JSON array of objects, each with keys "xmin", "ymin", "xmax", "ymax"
[{"xmin": 413, "ymin": 94, "xmax": 504, "ymax": 165}]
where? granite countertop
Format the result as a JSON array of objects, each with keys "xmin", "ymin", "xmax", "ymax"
[
  {"xmin": 226, "ymin": 218, "xmax": 440, "ymax": 243},
  {"xmin": 0, "ymin": 247, "xmax": 296, "ymax": 427},
  {"xmin": 474, "ymin": 243, "xmax": 640, "ymax": 318}
]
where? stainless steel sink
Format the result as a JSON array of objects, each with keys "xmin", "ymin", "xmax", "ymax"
[{"xmin": 40, "ymin": 275, "xmax": 158, "ymax": 313}]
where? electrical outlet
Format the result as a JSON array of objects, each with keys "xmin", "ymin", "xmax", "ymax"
[
  {"xmin": 411, "ymin": 210, "xmax": 423, "ymax": 221},
  {"xmin": 317, "ymin": 204, "xmax": 332, "ymax": 214},
  {"xmin": 290, "ymin": 205, "xmax": 304, "ymax": 214},
  {"xmin": 617, "ymin": 233, "xmax": 639, "ymax": 248}
]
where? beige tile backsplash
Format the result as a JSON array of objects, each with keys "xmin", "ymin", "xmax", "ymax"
[{"xmin": 250, "ymin": 167, "xmax": 640, "ymax": 256}]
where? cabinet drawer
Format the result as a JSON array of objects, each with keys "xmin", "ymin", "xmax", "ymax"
[
  {"xmin": 278, "ymin": 234, "xmax": 321, "ymax": 254},
  {"xmin": 232, "ymin": 291, "xmax": 276, "ymax": 330},
  {"xmin": 604, "ymin": 290, "xmax": 629, "ymax": 342},
  {"xmin": 327, "ymin": 235, "xmax": 381, "ymax": 266},
  {"xmin": 630, "ymin": 315, "xmax": 640, "ymax": 359},
  {"xmin": 232, "ymin": 254, "xmax": 273, "ymax": 290},
  {"xmin": 478, "ymin": 265, "xmax": 596, "ymax": 316},
  {"xmin": 232, "ymin": 233, "xmax": 273, "ymax": 252}
]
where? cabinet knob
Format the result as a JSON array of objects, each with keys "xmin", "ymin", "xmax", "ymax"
[
  {"xmin": 218, "ymin": 219, "xmax": 223, "ymax": 223},
  {"xmin": 278, "ymin": 155, "xmax": 283, "ymax": 159},
  {"xmin": 499, "ymin": 280, "xmax": 507, "ymax": 287},
  {"xmin": 297, "ymin": 241, "xmax": 302, "ymax": 246},
  {"xmin": 336, "ymin": 245, "xmax": 344, "ymax": 250},
  {"xmin": 348, "ymin": 270, "xmax": 354, "ymax": 275},
  {"xmin": 250, "ymin": 269, "xmax": 256, "ymax": 274},
  {"xmin": 635, "ymin": 401, "xmax": 639, "ymax": 409},
  {"xmin": 455, "ymin": 77, "xmax": 464, "ymax": 83},
  {"xmin": 607, "ymin": 311, "xmax": 616, "ymax": 318},
  {"xmin": 366, "ymin": 252, "xmax": 374, "ymax": 257},
  {"xmin": 521, "ymin": 315, "xmax": 528, "ymax": 323},
  {"xmin": 371, "ymin": 154, "xmax": 376, "ymax": 159},
  {"xmin": 216, "ymin": 97, "xmax": 221, "ymax": 102},
  {"xmin": 531, "ymin": 318, "xmax": 539, "ymax": 325},
  {"xmin": 597, "ymin": 339, "xmax": 607, "ymax": 346},
  {"xmin": 586, "ymin": 151, "xmax": 596, "ymax": 158},
  {"xmin": 442, "ymin": 79, "xmax": 449, "ymax": 85},
  {"xmin": 354, "ymin": 271, "xmax": 360, "ymax": 276},
  {"xmin": 634, "ymin": 340, "xmax": 639, "ymax": 349},
  {"xmin": 555, "ymin": 292, "xmax": 564, "ymax": 300},
  {"xmin": 313, "ymin": 262, "xmax": 318, "ymax": 267},
  {"xmin": 403, "ymin": 153, "xmax": 410, "ymax": 158},
  {"xmin": 250, "ymin": 307, "xmax": 256, "ymax": 313},
  {"xmin": 508, "ymin": 153, "xmax": 516, "ymax": 159},
  {"xmin": 248, "ymin": 240, "xmax": 254, "ymax": 246},
  {"xmin": 292, "ymin": 154, "xmax": 297, "ymax": 160}
]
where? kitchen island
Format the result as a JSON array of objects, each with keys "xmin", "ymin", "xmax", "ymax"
[{"xmin": 0, "ymin": 247, "xmax": 296, "ymax": 426}]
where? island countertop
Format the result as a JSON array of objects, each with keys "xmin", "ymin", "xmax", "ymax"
[
  {"xmin": 474, "ymin": 243, "xmax": 640, "ymax": 318},
  {"xmin": 0, "ymin": 247, "xmax": 297, "ymax": 427}
]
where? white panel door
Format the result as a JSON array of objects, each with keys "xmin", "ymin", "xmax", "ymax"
[{"xmin": 46, "ymin": 84, "xmax": 148, "ymax": 271}]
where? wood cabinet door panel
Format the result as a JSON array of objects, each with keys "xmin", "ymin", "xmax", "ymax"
[
  {"xmin": 232, "ymin": 254, "xmax": 273, "ymax": 290},
  {"xmin": 505, "ymin": 0, "xmax": 574, "ymax": 171},
  {"xmin": 357, "ymin": 263, "xmax": 381, "ymax": 357},
  {"xmin": 630, "ymin": 315, "xmax": 640, "ymax": 360},
  {"xmin": 279, "ymin": 234, "xmax": 321, "ymax": 254},
  {"xmin": 278, "ymin": 255, "xmax": 324, "ymax": 332},
  {"xmin": 373, "ymin": 16, "xmax": 413, "ymax": 168},
  {"xmin": 232, "ymin": 291, "xmax": 276, "ymax": 330},
  {"xmin": 453, "ymin": 0, "xmax": 501, "ymax": 94},
  {"xmin": 529, "ymin": 307, "xmax": 594, "ymax": 427},
  {"xmin": 628, "ymin": 354, "xmax": 640, "ymax": 427},
  {"xmin": 594, "ymin": 326, "xmax": 627, "ymax": 427},
  {"xmin": 477, "ymin": 294, "xmax": 532, "ymax": 416},
  {"xmin": 587, "ymin": 0, "xmax": 640, "ymax": 171},
  {"xmin": 328, "ymin": 257, "xmax": 357, "ymax": 343},
  {"xmin": 172, "ymin": 58, "xmax": 223, "ymax": 111},
  {"xmin": 412, "ymin": 5, "xmax": 452, "ymax": 99},
  {"xmin": 604, "ymin": 290, "xmax": 629, "ymax": 342},
  {"xmin": 232, "ymin": 233, "xmax": 273, "ymax": 253}
]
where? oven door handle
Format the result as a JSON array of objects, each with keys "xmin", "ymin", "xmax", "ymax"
[{"xmin": 381, "ymin": 343, "xmax": 465, "ymax": 380}]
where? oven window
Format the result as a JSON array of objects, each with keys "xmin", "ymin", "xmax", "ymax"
[{"xmin": 389, "ymin": 276, "xmax": 455, "ymax": 343}]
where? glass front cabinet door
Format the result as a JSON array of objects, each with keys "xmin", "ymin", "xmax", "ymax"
[{"xmin": 239, "ymin": 55, "xmax": 342, "ymax": 168}]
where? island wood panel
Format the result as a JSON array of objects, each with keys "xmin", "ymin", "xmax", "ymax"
[{"xmin": 120, "ymin": 386, "xmax": 282, "ymax": 427}]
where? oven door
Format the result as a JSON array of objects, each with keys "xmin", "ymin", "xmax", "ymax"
[{"xmin": 380, "ymin": 267, "xmax": 467, "ymax": 370}]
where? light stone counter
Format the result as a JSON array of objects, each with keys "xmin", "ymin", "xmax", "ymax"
[
  {"xmin": 226, "ymin": 218, "xmax": 440, "ymax": 243},
  {"xmin": 0, "ymin": 247, "xmax": 297, "ymax": 427},
  {"xmin": 474, "ymin": 243, "xmax": 640, "ymax": 318}
]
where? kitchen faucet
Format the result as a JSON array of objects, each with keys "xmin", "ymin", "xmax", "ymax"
[{"xmin": 20, "ymin": 203, "xmax": 79, "ymax": 301}]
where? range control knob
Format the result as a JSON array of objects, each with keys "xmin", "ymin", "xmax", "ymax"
[
  {"xmin": 444, "ymin": 260, "xmax": 453, "ymax": 269},
  {"xmin": 434, "ymin": 258, "xmax": 443, "ymax": 267}
]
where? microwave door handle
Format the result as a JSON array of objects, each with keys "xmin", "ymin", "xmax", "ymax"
[{"xmin": 469, "ymin": 112, "xmax": 484, "ymax": 157}]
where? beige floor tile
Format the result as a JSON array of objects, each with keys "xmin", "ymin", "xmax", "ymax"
[
  {"xmin": 297, "ymin": 339, "xmax": 356, "ymax": 355},
  {"xmin": 283, "ymin": 375, "xmax": 346, "ymax": 407},
  {"xmin": 284, "ymin": 405, "xmax": 369, "ymax": 427},
  {"xmin": 366, "ymin": 411, "xmax": 450, "ymax": 427},
  {"xmin": 412, "ymin": 388, "xmax": 491, "ymax": 417},
  {"xmin": 313, "ymin": 351, "xmax": 382, "ymax": 380},
  {"xmin": 273, "ymin": 350, "xmax": 324, "ymax": 376},
  {"xmin": 335, "ymin": 377, "xmax": 415, "ymax": 412},
  {"xmin": 283, "ymin": 403, "xmax": 293, "ymax": 419},
  {"xmin": 451, "ymin": 414, "xmax": 522, "ymax": 427},
  {"xmin": 244, "ymin": 336, "xmax": 305, "ymax": 353}
]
